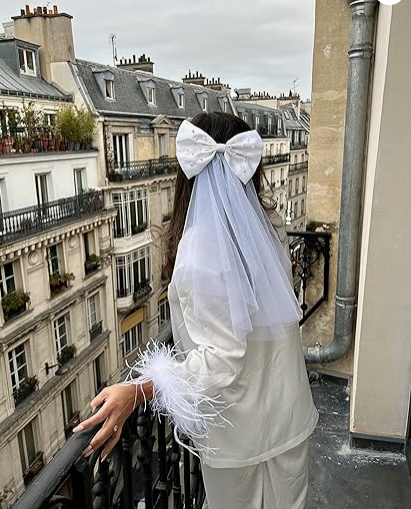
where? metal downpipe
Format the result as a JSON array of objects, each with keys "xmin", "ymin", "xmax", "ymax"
[{"xmin": 305, "ymin": 0, "xmax": 379, "ymax": 364}]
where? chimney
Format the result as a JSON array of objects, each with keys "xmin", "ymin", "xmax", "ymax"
[
  {"xmin": 204, "ymin": 76, "xmax": 230, "ymax": 92},
  {"xmin": 116, "ymin": 53, "xmax": 154, "ymax": 73},
  {"xmin": 12, "ymin": 5, "xmax": 76, "ymax": 82},
  {"xmin": 182, "ymin": 70, "xmax": 206, "ymax": 86}
]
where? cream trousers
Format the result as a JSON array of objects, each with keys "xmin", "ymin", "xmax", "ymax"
[{"xmin": 201, "ymin": 438, "xmax": 309, "ymax": 509}]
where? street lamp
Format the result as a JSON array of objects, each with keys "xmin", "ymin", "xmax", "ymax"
[{"xmin": 45, "ymin": 362, "xmax": 69, "ymax": 376}]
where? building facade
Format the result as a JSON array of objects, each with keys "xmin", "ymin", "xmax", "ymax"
[{"xmin": 0, "ymin": 19, "xmax": 119, "ymax": 502}]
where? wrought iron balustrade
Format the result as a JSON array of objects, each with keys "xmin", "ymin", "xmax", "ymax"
[
  {"xmin": 13, "ymin": 324, "xmax": 206, "ymax": 509},
  {"xmin": 289, "ymin": 161, "xmax": 309, "ymax": 174},
  {"xmin": 0, "ymin": 191, "xmax": 104, "ymax": 246},
  {"xmin": 108, "ymin": 157, "xmax": 179, "ymax": 183},
  {"xmin": 262, "ymin": 153, "xmax": 290, "ymax": 165},
  {"xmin": 287, "ymin": 231, "xmax": 331, "ymax": 325}
]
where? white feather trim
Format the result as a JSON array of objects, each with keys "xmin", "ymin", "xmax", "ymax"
[{"xmin": 124, "ymin": 341, "xmax": 230, "ymax": 456}]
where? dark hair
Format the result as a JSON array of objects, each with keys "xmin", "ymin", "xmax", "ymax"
[{"xmin": 162, "ymin": 111, "xmax": 265, "ymax": 282}]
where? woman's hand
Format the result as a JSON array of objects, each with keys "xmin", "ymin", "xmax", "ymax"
[{"xmin": 74, "ymin": 381, "xmax": 153, "ymax": 461}]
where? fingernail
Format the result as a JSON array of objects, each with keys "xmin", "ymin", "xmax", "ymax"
[
  {"xmin": 101, "ymin": 454, "xmax": 107, "ymax": 462},
  {"xmin": 83, "ymin": 445, "xmax": 93, "ymax": 457},
  {"xmin": 91, "ymin": 406, "xmax": 96, "ymax": 412},
  {"xmin": 73, "ymin": 425, "xmax": 84, "ymax": 433}
]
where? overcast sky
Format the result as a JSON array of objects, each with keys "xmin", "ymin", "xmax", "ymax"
[{"xmin": 3, "ymin": 0, "xmax": 315, "ymax": 99}]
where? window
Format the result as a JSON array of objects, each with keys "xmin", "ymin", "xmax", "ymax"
[
  {"xmin": 105, "ymin": 79, "xmax": 114, "ymax": 99},
  {"xmin": 270, "ymin": 170, "xmax": 275, "ymax": 186},
  {"xmin": 113, "ymin": 134, "xmax": 130, "ymax": 170},
  {"xmin": 302, "ymin": 176, "xmax": 306, "ymax": 192},
  {"xmin": 73, "ymin": 168, "xmax": 85, "ymax": 195},
  {"xmin": 18, "ymin": 421, "xmax": 37, "ymax": 474},
  {"xmin": 294, "ymin": 202, "xmax": 299, "ymax": 218},
  {"xmin": 44, "ymin": 113, "xmax": 56, "ymax": 127},
  {"xmin": 113, "ymin": 189, "xmax": 149, "ymax": 238},
  {"xmin": 116, "ymin": 246, "xmax": 151, "ymax": 298},
  {"xmin": 296, "ymin": 178, "xmax": 300, "ymax": 195},
  {"xmin": 178, "ymin": 93, "xmax": 185, "ymax": 108},
  {"xmin": 268, "ymin": 117, "xmax": 272, "ymax": 134},
  {"xmin": 301, "ymin": 199, "xmax": 305, "ymax": 215},
  {"xmin": 161, "ymin": 186, "xmax": 172, "ymax": 219},
  {"xmin": 9, "ymin": 343, "xmax": 28, "ymax": 392},
  {"xmin": 294, "ymin": 154, "xmax": 298, "ymax": 164},
  {"xmin": 289, "ymin": 180, "xmax": 293, "ymax": 196},
  {"xmin": 54, "ymin": 313, "xmax": 70, "ymax": 356},
  {"xmin": 158, "ymin": 134, "xmax": 168, "ymax": 157},
  {"xmin": 0, "ymin": 262, "xmax": 16, "ymax": 297},
  {"xmin": 202, "ymin": 96, "xmax": 208, "ymax": 112},
  {"xmin": 148, "ymin": 87, "xmax": 156, "ymax": 104},
  {"xmin": 255, "ymin": 115, "xmax": 260, "ymax": 130},
  {"xmin": 94, "ymin": 353, "xmax": 105, "ymax": 394},
  {"xmin": 280, "ymin": 168, "xmax": 284, "ymax": 182},
  {"xmin": 47, "ymin": 244, "xmax": 60, "ymax": 276},
  {"xmin": 242, "ymin": 113, "xmax": 248, "ymax": 123},
  {"xmin": 158, "ymin": 297, "xmax": 170, "ymax": 329},
  {"xmin": 270, "ymin": 144, "xmax": 275, "ymax": 156},
  {"xmin": 280, "ymin": 194, "xmax": 284, "ymax": 210},
  {"xmin": 62, "ymin": 382, "xmax": 76, "ymax": 427},
  {"xmin": 35, "ymin": 174, "xmax": 49, "ymax": 207},
  {"xmin": 18, "ymin": 48, "xmax": 36, "ymax": 76},
  {"xmin": 223, "ymin": 100, "xmax": 228, "ymax": 113},
  {"xmin": 121, "ymin": 322, "xmax": 143, "ymax": 357},
  {"xmin": 87, "ymin": 293, "xmax": 100, "ymax": 330}
]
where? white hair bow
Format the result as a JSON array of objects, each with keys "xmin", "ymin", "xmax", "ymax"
[{"xmin": 176, "ymin": 120, "xmax": 263, "ymax": 184}]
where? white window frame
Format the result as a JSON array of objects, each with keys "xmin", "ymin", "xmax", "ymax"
[
  {"xmin": 178, "ymin": 93, "xmax": 185, "ymax": 108},
  {"xmin": 54, "ymin": 313, "xmax": 70, "ymax": 356},
  {"xmin": 9, "ymin": 342, "xmax": 28, "ymax": 392},
  {"xmin": 202, "ymin": 96, "xmax": 208, "ymax": 112},
  {"xmin": 47, "ymin": 244, "xmax": 61, "ymax": 276},
  {"xmin": 87, "ymin": 293, "xmax": 100, "ymax": 330},
  {"xmin": 0, "ymin": 262, "xmax": 16, "ymax": 297},
  {"xmin": 18, "ymin": 419, "xmax": 38, "ymax": 473},
  {"xmin": 73, "ymin": 168, "xmax": 86, "ymax": 195},
  {"xmin": 113, "ymin": 189, "xmax": 149, "ymax": 238},
  {"xmin": 223, "ymin": 100, "xmax": 228, "ymax": 113},
  {"xmin": 105, "ymin": 79, "xmax": 114, "ymax": 99},
  {"xmin": 148, "ymin": 87, "xmax": 156, "ymax": 105},
  {"xmin": 61, "ymin": 381, "xmax": 77, "ymax": 426},
  {"xmin": 112, "ymin": 133, "xmax": 130, "ymax": 170},
  {"xmin": 116, "ymin": 246, "xmax": 151, "ymax": 298},
  {"xmin": 158, "ymin": 297, "xmax": 170, "ymax": 329},
  {"xmin": 18, "ymin": 47, "xmax": 36, "ymax": 76},
  {"xmin": 121, "ymin": 322, "xmax": 143, "ymax": 357},
  {"xmin": 242, "ymin": 113, "xmax": 248, "ymax": 122},
  {"xmin": 267, "ymin": 117, "xmax": 272, "ymax": 134}
]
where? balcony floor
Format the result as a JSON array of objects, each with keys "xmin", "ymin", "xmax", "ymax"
[{"xmin": 307, "ymin": 376, "xmax": 411, "ymax": 508}]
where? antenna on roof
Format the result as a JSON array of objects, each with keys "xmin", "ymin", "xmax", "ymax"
[
  {"xmin": 109, "ymin": 33, "xmax": 118, "ymax": 67},
  {"xmin": 292, "ymin": 78, "xmax": 300, "ymax": 95}
]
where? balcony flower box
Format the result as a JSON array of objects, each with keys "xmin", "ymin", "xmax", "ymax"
[
  {"xmin": 132, "ymin": 222, "xmax": 147, "ymax": 235},
  {"xmin": 85, "ymin": 254, "xmax": 101, "ymax": 275},
  {"xmin": 57, "ymin": 344, "xmax": 77, "ymax": 366},
  {"xmin": 49, "ymin": 272, "xmax": 75, "ymax": 296},
  {"xmin": 13, "ymin": 376, "xmax": 38, "ymax": 406},
  {"xmin": 133, "ymin": 279, "xmax": 152, "ymax": 302},
  {"xmin": 1, "ymin": 290, "xmax": 30, "ymax": 322},
  {"xmin": 64, "ymin": 411, "xmax": 80, "ymax": 438},
  {"xmin": 23, "ymin": 452, "xmax": 44, "ymax": 486}
]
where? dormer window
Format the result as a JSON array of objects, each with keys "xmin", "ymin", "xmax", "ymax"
[
  {"xmin": 223, "ymin": 101, "xmax": 228, "ymax": 113},
  {"xmin": 268, "ymin": 116, "xmax": 272, "ymax": 134},
  {"xmin": 178, "ymin": 93, "xmax": 185, "ymax": 108},
  {"xmin": 148, "ymin": 87, "xmax": 156, "ymax": 105},
  {"xmin": 242, "ymin": 112, "xmax": 248, "ymax": 122},
  {"xmin": 18, "ymin": 48, "xmax": 36, "ymax": 76},
  {"xmin": 105, "ymin": 79, "xmax": 114, "ymax": 99},
  {"xmin": 255, "ymin": 115, "xmax": 260, "ymax": 130},
  {"xmin": 202, "ymin": 97, "xmax": 208, "ymax": 112}
]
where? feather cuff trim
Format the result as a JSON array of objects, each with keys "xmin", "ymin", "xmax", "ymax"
[{"xmin": 125, "ymin": 342, "xmax": 229, "ymax": 456}]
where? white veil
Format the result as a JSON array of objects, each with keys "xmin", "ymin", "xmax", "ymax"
[{"xmin": 173, "ymin": 122, "xmax": 302, "ymax": 342}]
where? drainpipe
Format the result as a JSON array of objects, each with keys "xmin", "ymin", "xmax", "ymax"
[{"xmin": 305, "ymin": 0, "xmax": 379, "ymax": 363}]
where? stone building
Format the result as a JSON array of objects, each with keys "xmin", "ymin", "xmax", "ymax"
[{"xmin": 0, "ymin": 18, "xmax": 119, "ymax": 501}]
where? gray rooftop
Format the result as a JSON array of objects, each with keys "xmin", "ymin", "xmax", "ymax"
[{"xmin": 74, "ymin": 60, "xmax": 234, "ymax": 119}]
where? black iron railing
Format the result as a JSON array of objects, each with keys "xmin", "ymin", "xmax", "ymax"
[
  {"xmin": 13, "ymin": 324, "xmax": 206, "ymax": 509},
  {"xmin": 287, "ymin": 231, "xmax": 331, "ymax": 325},
  {"xmin": 108, "ymin": 157, "xmax": 179, "ymax": 183},
  {"xmin": 262, "ymin": 153, "xmax": 290, "ymax": 165},
  {"xmin": 0, "ymin": 191, "xmax": 104, "ymax": 245},
  {"xmin": 289, "ymin": 161, "xmax": 309, "ymax": 174}
]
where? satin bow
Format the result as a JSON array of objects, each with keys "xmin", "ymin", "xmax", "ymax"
[{"xmin": 176, "ymin": 120, "xmax": 263, "ymax": 184}]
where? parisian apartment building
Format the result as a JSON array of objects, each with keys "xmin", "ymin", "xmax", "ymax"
[{"xmin": 0, "ymin": 11, "xmax": 120, "ymax": 501}]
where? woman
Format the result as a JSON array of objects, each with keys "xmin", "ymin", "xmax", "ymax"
[{"xmin": 75, "ymin": 112, "xmax": 318, "ymax": 509}]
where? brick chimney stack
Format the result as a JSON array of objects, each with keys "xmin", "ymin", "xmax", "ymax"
[
  {"xmin": 182, "ymin": 70, "xmax": 206, "ymax": 87},
  {"xmin": 12, "ymin": 5, "xmax": 75, "ymax": 82},
  {"xmin": 205, "ymin": 76, "xmax": 230, "ymax": 92},
  {"xmin": 117, "ymin": 54, "xmax": 154, "ymax": 74}
]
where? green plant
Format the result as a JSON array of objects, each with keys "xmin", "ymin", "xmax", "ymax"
[
  {"xmin": 1, "ymin": 290, "xmax": 30, "ymax": 321},
  {"xmin": 58, "ymin": 344, "xmax": 77, "ymax": 365},
  {"xmin": 133, "ymin": 222, "xmax": 147, "ymax": 234},
  {"xmin": 21, "ymin": 101, "xmax": 41, "ymax": 139},
  {"xmin": 56, "ymin": 105, "xmax": 78, "ymax": 143},
  {"xmin": 76, "ymin": 107, "xmax": 95, "ymax": 144},
  {"xmin": 49, "ymin": 272, "xmax": 75, "ymax": 295},
  {"xmin": 85, "ymin": 253, "xmax": 101, "ymax": 274},
  {"xmin": 13, "ymin": 376, "xmax": 38, "ymax": 406}
]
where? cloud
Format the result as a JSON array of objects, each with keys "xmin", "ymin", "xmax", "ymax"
[{"xmin": 2, "ymin": 0, "xmax": 314, "ymax": 98}]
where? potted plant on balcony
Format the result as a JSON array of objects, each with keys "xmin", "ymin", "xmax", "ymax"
[
  {"xmin": 13, "ymin": 375, "xmax": 38, "ymax": 406},
  {"xmin": 21, "ymin": 102, "xmax": 41, "ymax": 151},
  {"xmin": 132, "ymin": 222, "xmax": 147, "ymax": 234},
  {"xmin": 56, "ymin": 105, "xmax": 78, "ymax": 151},
  {"xmin": 1, "ymin": 290, "xmax": 30, "ymax": 322},
  {"xmin": 76, "ymin": 107, "xmax": 95, "ymax": 150},
  {"xmin": 57, "ymin": 344, "xmax": 77, "ymax": 365},
  {"xmin": 85, "ymin": 253, "xmax": 101, "ymax": 275},
  {"xmin": 49, "ymin": 272, "xmax": 75, "ymax": 296}
]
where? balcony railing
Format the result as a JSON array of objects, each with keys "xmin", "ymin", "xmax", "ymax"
[
  {"xmin": 90, "ymin": 321, "xmax": 103, "ymax": 341},
  {"xmin": 262, "ymin": 153, "xmax": 290, "ymax": 165},
  {"xmin": 287, "ymin": 231, "xmax": 331, "ymax": 325},
  {"xmin": 289, "ymin": 161, "xmax": 309, "ymax": 174},
  {"xmin": 13, "ymin": 324, "xmax": 206, "ymax": 509},
  {"xmin": 291, "ymin": 142, "xmax": 308, "ymax": 150},
  {"xmin": 108, "ymin": 156, "xmax": 179, "ymax": 183},
  {"xmin": 0, "ymin": 191, "xmax": 104, "ymax": 246},
  {"xmin": 12, "ymin": 232, "xmax": 331, "ymax": 508}
]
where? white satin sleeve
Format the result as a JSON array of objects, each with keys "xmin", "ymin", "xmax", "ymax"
[{"xmin": 126, "ymin": 295, "xmax": 247, "ymax": 451}]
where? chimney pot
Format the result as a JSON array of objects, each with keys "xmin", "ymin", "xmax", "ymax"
[
  {"xmin": 25, "ymin": 4, "xmax": 30, "ymax": 15},
  {"xmin": 37, "ymin": 6, "xmax": 42, "ymax": 13},
  {"xmin": 129, "ymin": 58, "xmax": 132, "ymax": 64},
  {"xmin": 133, "ymin": 54, "xmax": 136, "ymax": 63},
  {"xmin": 48, "ymin": 9, "xmax": 53, "ymax": 14},
  {"xmin": 20, "ymin": 9, "xmax": 25, "ymax": 16},
  {"xmin": 53, "ymin": 5, "xmax": 58, "ymax": 14},
  {"xmin": 43, "ymin": 6, "xmax": 47, "ymax": 14}
]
